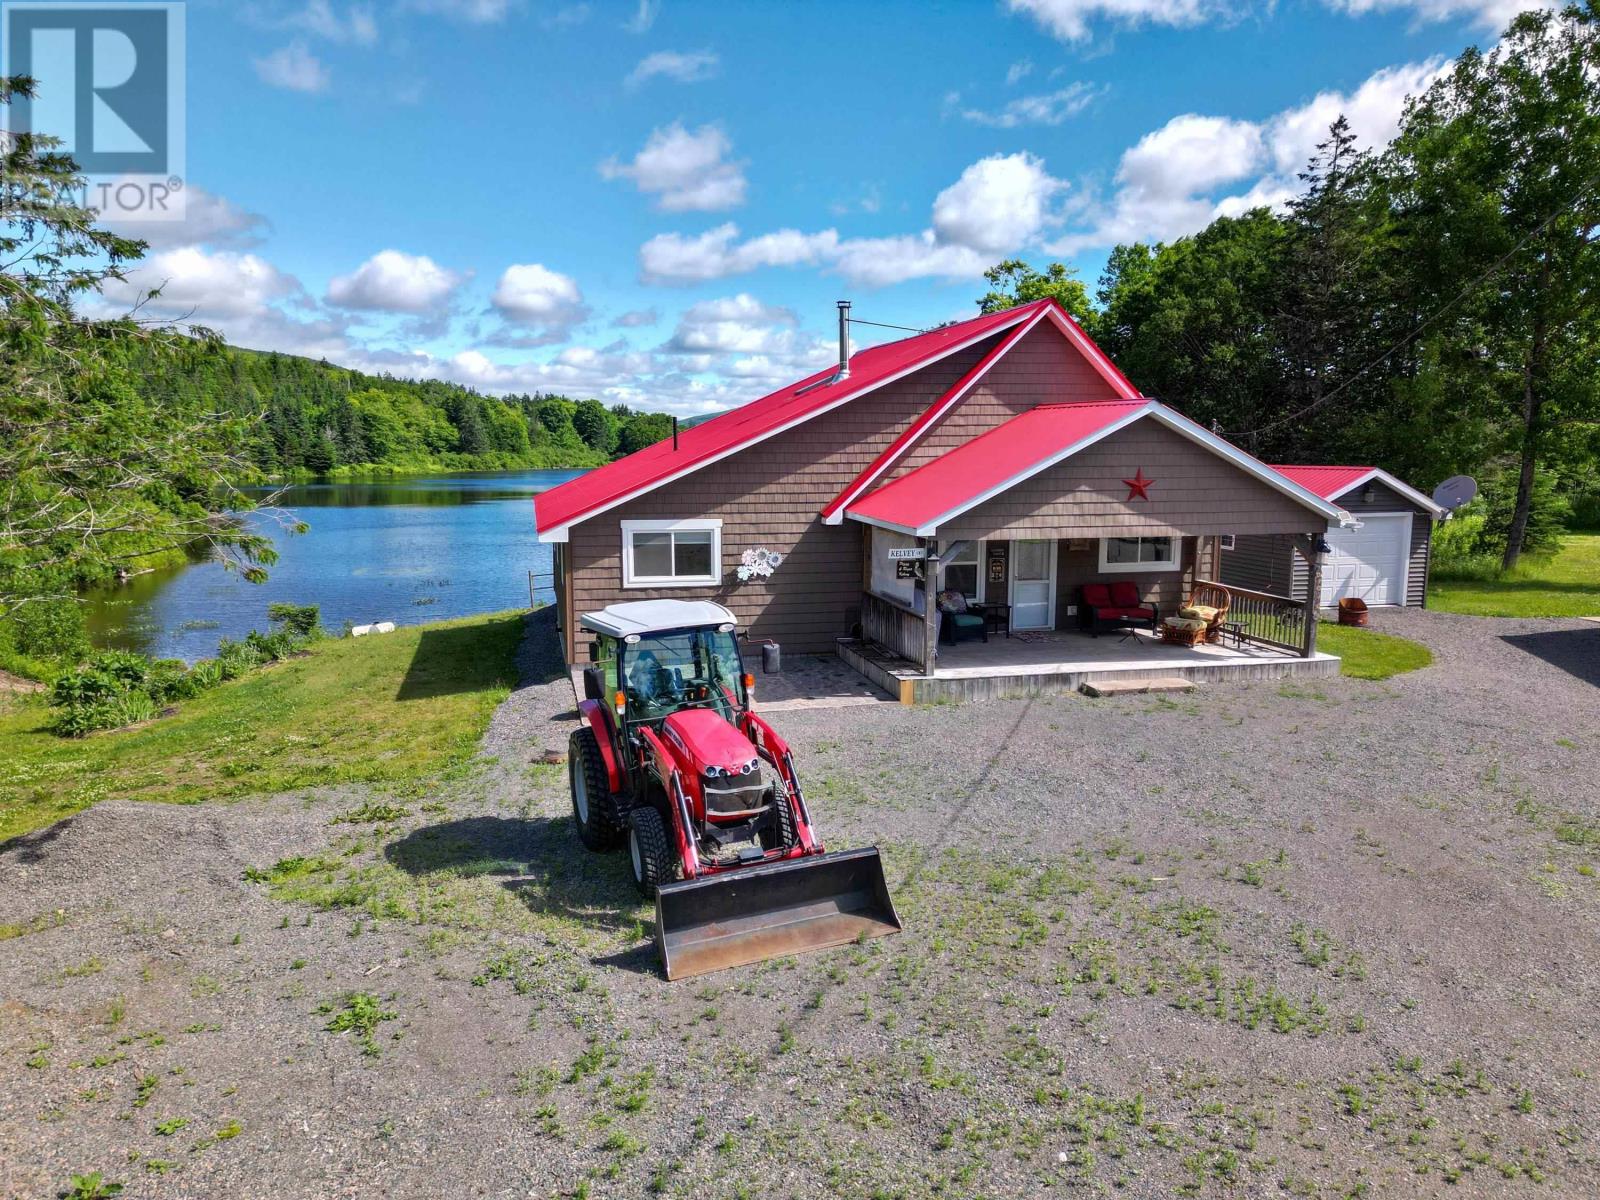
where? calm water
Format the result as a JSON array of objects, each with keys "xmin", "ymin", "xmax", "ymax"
[{"xmin": 84, "ymin": 470, "xmax": 585, "ymax": 662}]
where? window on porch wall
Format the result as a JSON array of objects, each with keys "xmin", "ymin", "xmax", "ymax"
[
  {"xmin": 1099, "ymin": 535, "xmax": 1179, "ymax": 572},
  {"xmin": 940, "ymin": 540, "xmax": 979, "ymax": 602}
]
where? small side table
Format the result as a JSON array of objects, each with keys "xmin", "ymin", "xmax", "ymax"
[
  {"xmin": 1217, "ymin": 621, "xmax": 1246, "ymax": 649},
  {"xmin": 976, "ymin": 604, "xmax": 1012, "ymax": 638}
]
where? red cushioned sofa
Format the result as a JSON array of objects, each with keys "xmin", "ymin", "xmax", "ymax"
[{"xmin": 1079, "ymin": 581, "xmax": 1159, "ymax": 637}]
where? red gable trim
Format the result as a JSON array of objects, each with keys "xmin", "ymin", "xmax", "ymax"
[
  {"xmin": 820, "ymin": 302, "xmax": 1142, "ymax": 525},
  {"xmin": 533, "ymin": 301, "xmax": 1047, "ymax": 542}
]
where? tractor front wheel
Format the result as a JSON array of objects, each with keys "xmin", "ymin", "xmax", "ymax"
[
  {"xmin": 627, "ymin": 806, "xmax": 676, "ymax": 898},
  {"xmin": 569, "ymin": 728, "xmax": 624, "ymax": 852}
]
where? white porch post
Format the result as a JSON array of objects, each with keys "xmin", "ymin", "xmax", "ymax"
[{"xmin": 920, "ymin": 537, "xmax": 939, "ymax": 673}]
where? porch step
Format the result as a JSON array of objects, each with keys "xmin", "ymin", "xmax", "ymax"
[{"xmin": 1079, "ymin": 675, "xmax": 1197, "ymax": 699}]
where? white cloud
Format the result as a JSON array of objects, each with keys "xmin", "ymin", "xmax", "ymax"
[
  {"xmin": 612, "ymin": 308, "xmax": 659, "ymax": 327},
  {"xmin": 1006, "ymin": 59, "xmax": 1034, "ymax": 85},
  {"xmin": 285, "ymin": 0, "xmax": 378, "ymax": 44},
  {"xmin": 491, "ymin": 263, "xmax": 586, "ymax": 331},
  {"xmin": 626, "ymin": 48, "xmax": 720, "ymax": 86},
  {"xmin": 600, "ymin": 123, "xmax": 746, "ymax": 212},
  {"xmin": 931, "ymin": 152, "xmax": 1069, "ymax": 254},
  {"xmin": 1322, "ymin": 0, "xmax": 1553, "ymax": 29},
  {"xmin": 327, "ymin": 250, "xmax": 465, "ymax": 313},
  {"xmin": 1051, "ymin": 56, "xmax": 1450, "ymax": 253},
  {"xmin": 623, "ymin": 0, "xmax": 659, "ymax": 32},
  {"xmin": 542, "ymin": 3, "xmax": 590, "ymax": 27},
  {"xmin": 639, "ymin": 152, "xmax": 1067, "ymax": 287},
  {"xmin": 100, "ymin": 247, "xmax": 304, "ymax": 320},
  {"xmin": 1007, "ymin": 0, "xmax": 1219, "ymax": 43},
  {"xmin": 253, "ymin": 42, "xmax": 330, "ymax": 92},
  {"xmin": 957, "ymin": 83, "xmax": 1103, "ymax": 128},
  {"xmin": 404, "ymin": 0, "xmax": 515, "ymax": 21},
  {"xmin": 639, "ymin": 224, "xmax": 837, "ymax": 284},
  {"xmin": 663, "ymin": 294, "xmax": 798, "ymax": 354},
  {"xmin": 826, "ymin": 234, "xmax": 990, "ymax": 289},
  {"xmin": 106, "ymin": 185, "xmax": 270, "ymax": 251}
]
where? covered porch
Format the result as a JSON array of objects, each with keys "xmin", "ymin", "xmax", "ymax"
[{"xmin": 831, "ymin": 399, "xmax": 1348, "ymax": 703}]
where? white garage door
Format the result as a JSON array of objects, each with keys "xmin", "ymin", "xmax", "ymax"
[{"xmin": 1321, "ymin": 513, "xmax": 1412, "ymax": 607}]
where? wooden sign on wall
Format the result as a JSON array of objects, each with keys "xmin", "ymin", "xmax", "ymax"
[{"xmin": 986, "ymin": 542, "xmax": 1009, "ymax": 586}]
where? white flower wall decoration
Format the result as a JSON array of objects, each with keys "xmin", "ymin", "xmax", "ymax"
[{"xmin": 736, "ymin": 546, "xmax": 784, "ymax": 582}]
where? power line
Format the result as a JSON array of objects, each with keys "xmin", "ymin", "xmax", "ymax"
[{"xmin": 1227, "ymin": 165, "xmax": 1600, "ymax": 440}]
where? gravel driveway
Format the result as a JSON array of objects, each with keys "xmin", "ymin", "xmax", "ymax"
[{"xmin": 3, "ymin": 607, "xmax": 1597, "ymax": 1199}]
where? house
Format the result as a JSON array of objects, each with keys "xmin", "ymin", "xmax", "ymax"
[
  {"xmin": 535, "ymin": 298, "xmax": 1352, "ymax": 701},
  {"xmin": 1221, "ymin": 467, "xmax": 1445, "ymax": 609}
]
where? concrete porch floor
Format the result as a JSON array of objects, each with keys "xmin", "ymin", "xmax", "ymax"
[{"xmin": 838, "ymin": 628, "xmax": 1340, "ymax": 704}]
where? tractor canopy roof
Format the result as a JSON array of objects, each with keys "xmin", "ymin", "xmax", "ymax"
[{"xmin": 579, "ymin": 600, "xmax": 739, "ymax": 639}]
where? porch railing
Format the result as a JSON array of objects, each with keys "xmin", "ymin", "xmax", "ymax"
[
  {"xmin": 860, "ymin": 591, "xmax": 928, "ymax": 670},
  {"xmin": 1196, "ymin": 579, "xmax": 1310, "ymax": 655}
]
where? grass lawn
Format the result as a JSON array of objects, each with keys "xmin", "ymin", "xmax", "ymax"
[
  {"xmin": 1430, "ymin": 534, "xmax": 1600, "ymax": 618},
  {"xmin": 0, "ymin": 611, "xmax": 525, "ymax": 844},
  {"xmin": 1317, "ymin": 621, "xmax": 1434, "ymax": 680}
]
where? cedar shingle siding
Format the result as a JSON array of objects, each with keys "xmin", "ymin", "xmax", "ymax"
[{"xmin": 1221, "ymin": 479, "xmax": 1434, "ymax": 607}]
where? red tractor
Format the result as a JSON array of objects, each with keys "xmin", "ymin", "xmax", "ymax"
[{"xmin": 568, "ymin": 600, "xmax": 900, "ymax": 979}]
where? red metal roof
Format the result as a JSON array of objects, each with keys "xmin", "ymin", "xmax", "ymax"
[
  {"xmin": 534, "ymin": 299, "xmax": 1071, "ymax": 537},
  {"xmin": 1270, "ymin": 465, "xmax": 1376, "ymax": 500},
  {"xmin": 845, "ymin": 400, "xmax": 1151, "ymax": 533}
]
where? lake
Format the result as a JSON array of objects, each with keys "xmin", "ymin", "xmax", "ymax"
[{"xmin": 84, "ymin": 469, "xmax": 585, "ymax": 662}]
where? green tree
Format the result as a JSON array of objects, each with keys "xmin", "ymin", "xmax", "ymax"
[
  {"xmin": 978, "ymin": 259, "xmax": 1093, "ymax": 324},
  {"xmin": 1384, "ymin": 5, "xmax": 1600, "ymax": 567},
  {"xmin": 618, "ymin": 412, "xmax": 673, "ymax": 456},
  {"xmin": 573, "ymin": 398, "xmax": 618, "ymax": 456},
  {"xmin": 0, "ymin": 75, "xmax": 281, "ymax": 618}
]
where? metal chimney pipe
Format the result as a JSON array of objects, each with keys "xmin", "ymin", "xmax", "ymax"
[
  {"xmin": 836, "ymin": 300, "xmax": 852, "ymax": 381},
  {"xmin": 672, "ymin": 416, "xmax": 679, "ymax": 450}
]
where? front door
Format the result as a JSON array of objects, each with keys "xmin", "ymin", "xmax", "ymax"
[{"xmin": 1009, "ymin": 539, "xmax": 1056, "ymax": 631}]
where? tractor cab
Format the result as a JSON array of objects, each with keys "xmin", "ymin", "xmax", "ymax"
[{"xmin": 566, "ymin": 599, "xmax": 901, "ymax": 980}]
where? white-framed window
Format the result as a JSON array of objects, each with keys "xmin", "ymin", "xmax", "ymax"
[
  {"xmin": 1098, "ymin": 535, "xmax": 1180, "ymax": 573},
  {"xmin": 940, "ymin": 539, "xmax": 982, "ymax": 602},
  {"xmin": 1219, "ymin": 534, "xmax": 1236, "ymax": 551},
  {"xmin": 621, "ymin": 519, "xmax": 723, "ymax": 588}
]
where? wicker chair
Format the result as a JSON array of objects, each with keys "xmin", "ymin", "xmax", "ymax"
[{"xmin": 1178, "ymin": 582, "xmax": 1232, "ymax": 644}]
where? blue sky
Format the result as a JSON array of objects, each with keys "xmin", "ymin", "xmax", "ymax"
[{"xmin": 73, "ymin": 0, "xmax": 1541, "ymax": 414}]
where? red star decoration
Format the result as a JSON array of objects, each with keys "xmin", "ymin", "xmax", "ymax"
[{"xmin": 1123, "ymin": 469, "xmax": 1155, "ymax": 502}]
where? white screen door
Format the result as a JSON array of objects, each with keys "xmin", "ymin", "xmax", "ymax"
[{"xmin": 1009, "ymin": 539, "xmax": 1056, "ymax": 630}]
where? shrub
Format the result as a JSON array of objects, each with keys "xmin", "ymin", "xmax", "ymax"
[
  {"xmin": 268, "ymin": 603, "xmax": 322, "ymax": 639},
  {"xmin": 0, "ymin": 599, "xmax": 91, "ymax": 676},
  {"xmin": 1480, "ymin": 473, "xmax": 1570, "ymax": 559}
]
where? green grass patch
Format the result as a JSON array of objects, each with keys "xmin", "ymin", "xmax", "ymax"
[
  {"xmin": 1430, "ymin": 535, "xmax": 1600, "ymax": 618},
  {"xmin": 0, "ymin": 612, "xmax": 525, "ymax": 843},
  {"xmin": 1317, "ymin": 622, "xmax": 1433, "ymax": 680}
]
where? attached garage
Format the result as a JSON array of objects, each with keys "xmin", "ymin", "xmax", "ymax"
[{"xmin": 1221, "ymin": 467, "xmax": 1444, "ymax": 609}]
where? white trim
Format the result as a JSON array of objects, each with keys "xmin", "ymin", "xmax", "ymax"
[
  {"xmin": 1219, "ymin": 534, "xmax": 1236, "ymax": 551},
  {"xmin": 537, "ymin": 307, "xmax": 1041, "ymax": 542},
  {"xmin": 1097, "ymin": 535, "xmax": 1181, "ymax": 574},
  {"xmin": 620, "ymin": 518, "xmax": 723, "ymax": 589},
  {"xmin": 1008, "ymin": 539, "xmax": 1057, "ymax": 630},
  {"xmin": 1330, "ymin": 469, "xmax": 1447, "ymax": 519}
]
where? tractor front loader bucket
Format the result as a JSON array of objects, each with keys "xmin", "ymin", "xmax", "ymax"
[{"xmin": 654, "ymin": 847, "xmax": 901, "ymax": 980}]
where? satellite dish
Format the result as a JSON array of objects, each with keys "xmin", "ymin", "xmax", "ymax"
[{"xmin": 1433, "ymin": 475, "xmax": 1478, "ymax": 511}]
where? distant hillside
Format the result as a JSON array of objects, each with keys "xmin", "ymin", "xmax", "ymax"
[{"xmin": 121, "ymin": 339, "xmax": 678, "ymax": 477}]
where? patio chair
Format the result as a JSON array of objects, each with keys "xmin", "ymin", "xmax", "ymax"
[
  {"xmin": 1178, "ymin": 582, "xmax": 1232, "ymax": 643},
  {"xmin": 1079, "ymin": 582, "xmax": 1159, "ymax": 638},
  {"xmin": 936, "ymin": 589, "xmax": 987, "ymax": 645}
]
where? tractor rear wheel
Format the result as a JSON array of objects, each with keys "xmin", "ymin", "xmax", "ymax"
[
  {"xmin": 627, "ymin": 806, "xmax": 676, "ymax": 898},
  {"xmin": 569, "ymin": 728, "xmax": 624, "ymax": 852}
]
